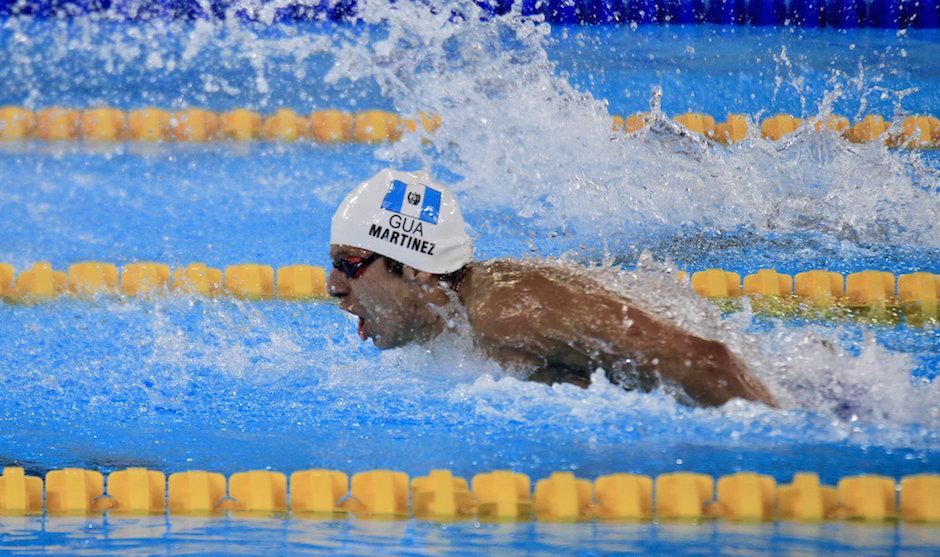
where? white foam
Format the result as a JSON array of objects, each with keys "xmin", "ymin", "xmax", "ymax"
[{"xmin": 323, "ymin": 1, "xmax": 938, "ymax": 247}]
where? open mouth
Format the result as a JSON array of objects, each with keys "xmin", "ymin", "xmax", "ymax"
[{"xmin": 357, "ymin": 316, "xmax": 368, "ymax": 340}]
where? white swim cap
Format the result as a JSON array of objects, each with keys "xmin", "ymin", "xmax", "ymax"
[{"xmin": 331, "ymin": 169, "xmax": 473, "ymax": 274}]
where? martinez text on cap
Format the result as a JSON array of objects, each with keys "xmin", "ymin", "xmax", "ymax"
[{"xmin": 330, "ymin": 169, "xmax": 473, "ymax": 274}]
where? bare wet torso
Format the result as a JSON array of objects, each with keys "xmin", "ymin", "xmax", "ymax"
[{"xmin": 456, "ymin": 259, "xmax": 777, "ymax": 407}]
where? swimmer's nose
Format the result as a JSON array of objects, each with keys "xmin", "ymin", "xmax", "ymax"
[{"xmin": 328, "ymin": 268, "xmax": 349, "ymax": 298}]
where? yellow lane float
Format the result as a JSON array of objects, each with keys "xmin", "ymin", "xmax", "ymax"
[
  {"xmin": 761, "ymin": 113, "xmax": 803, "ymax": 141},
  {"xmin": 655, "ymin": 472, "xmax": 714, "ymax": 520},
  {"xmin": 674, "ymin": 112, "xmax": 716, "ymax": 138},
  {"xmin": 593, "ymin": 473, "xmax": 653, "ymax": 520},
  {"xmin": 224, "ymin": 264, "xmax": 275, "ymax": 300},
  {"xmin": 412, "ymin": 470, "xmax": 473, "ymax": 519},
  {"xmin": 168, "ymin": 471, "xmax": 228, "ymax": 515},
  {"xmin": 353, "ymin": 109, "xmax": 398, "ymax": 143},
  {"xmin": 81, "ymin": 107, "xmax": 127, "ymax": 141},
  {"xmin": 846, "ymin": 114, "xmax": 889, "ymax": 143},
  {"xmin": 691, "ymin": 269, "xmax": 742, "ymax": 298},
  {"xmin": 889, "ymin": 115, "xmax": 940, "ymax": 148},
  {"xmin": 170, "ymin": 108, "xmax": 219, "ymax": 142},
  {"xmin": 348, "ymin": 470, "xmax": 410, "ymax": 516},
  {"xmin": 219, "ymin": 108, "xmax": 262, "ymax": 141},
  {"xmin": 68, "ymin": 261, "xmax": 119, "ymax": 296},
  {"xmin": 128, "ymin": 108, "xmax": 171, "ymax": 141},
  {"xmin": 309, "ymin": 109, "xmax": 354, "ymax": 143},
  {"xmin": 35, "ymin": 107, "xmax": 80, "ymax": 141},
  {"xmin": 743, "ymin": 269, "xmax": 793, "ymax": 297},
  {"xmin": 122, "ymin": 262, "xmax": 171, "ymax": 296},
  {"xmin": 776, "ymin": 473, "xmax": 838, "ymax": 521},
  {"xmin": 3, "ymin": 468, "xmax": 938, "ymax": 523},
  {"xmin": 229, "ymin": 470, "xmax": 287, "ymax": 513},
  {"xmin": 262, "ymin": 108, "xmax": 306, "ymax": 142},
  {"xmin": 472, "ymin": 470, "xmax": 532, "ymax": 520},
  {"xmin": 290, "ymin": 469, "xmax": 348, "ymax": 514},
  {"xmin": 714, "ymin": 114, "xmax": 748, "ymax": 144},
  {"xmin": 714, "ymin": 472, "xmax": 776, "ymax": 521},
  {"xmin": 899, "ymin": 272, "xmax": 938, "ymax": 323},
  {"xmin": 0, "ymin": 106, "xmax": 35, "ymax": 140},
  {"xmin": 0, "ymin": 263, "xmax": 13, "ymax": 297},
  {"xmin": 900, "ymin": 474, "xmax": 940, "ymax": 523},
  {"xmin": 173, "ymin": 263, "xmax": 224, "ymax": 296},
  {"xmin": 794, "ymin": 269, "xmax": 844, "ymax": 307},
  {"xmin": 10, "ymin": 262, "xmax": 67, "ymax": 300},
  {"xmin": 0, "ymin": 467, "xmax": 43, "ymax": 514},
  {"xmin": 624, "ymin": 112, "xmax": 649, "ymax": 133},
  {"xmin": 45, "ymin": 468, "xmax": 105, "ymax": 514},
  {"xmin": 533, "ymin": 472, "xmax": 592, "ymax": 521},
  {"xmin": 277, "ymin": 264, "xmax": 328, "ymax": 300},
  {"xmin": 107, "ymin": 468, "xmax": 166, "ymax": 514},
  {"xmin": 835, "ymin": 475, "xmax": 896, "ymax": 521}
]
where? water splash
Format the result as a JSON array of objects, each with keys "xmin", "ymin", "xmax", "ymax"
[{"xmin": 320, "ymin": 0, "xmax": 938, "ymax": 250}]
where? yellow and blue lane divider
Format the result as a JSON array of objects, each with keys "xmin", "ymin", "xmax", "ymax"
[
  {"xmin": 0, "ymin": 262, "xmax": 937, "ymax": 324},
  {"xmin": 2, "ymin": 106, "xmax": 939, "ymax": 148},
  {"xmin": 1, "ymin": 466, "xmax": 938, "ymax": 523}
]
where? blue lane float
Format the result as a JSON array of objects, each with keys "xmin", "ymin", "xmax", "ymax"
[{"xmin": 0, "ymin": 0, "xmax": 937, "ymax": 27}]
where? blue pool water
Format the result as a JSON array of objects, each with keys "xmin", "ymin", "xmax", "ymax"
[{"xmin": 1, "ymin": 3, "xmax": 939, "ymax": 554}]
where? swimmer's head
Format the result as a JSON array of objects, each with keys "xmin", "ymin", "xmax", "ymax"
[
  {"xmin": 329, "ymin": 169, "xmax": 472, "ymax": 348},
  {"xmin": 330, "ymin": 168, "xmax": 472, "ymax": 275}
]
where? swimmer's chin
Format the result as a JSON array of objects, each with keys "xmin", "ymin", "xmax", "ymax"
[
  {"xmin": 355, "ymin": 318, "xmax": 399, "ymax": 349},
  {"xmin": 367, "ymin": 334, "xmax": 408, "ymax": 350}
]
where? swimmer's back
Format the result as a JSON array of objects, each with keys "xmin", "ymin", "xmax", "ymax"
[{"xmin": 458, "ymin": 259, "xmax": 778, "ymax": 407}]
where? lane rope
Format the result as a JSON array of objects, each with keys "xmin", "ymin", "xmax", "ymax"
[
  {"xmin": 2, "ymin": 107, "xmax": 938, "ymax": 148},
  {"xmin": 1, "ymin": 466, "xmax": 937, "ymax": 522},
  {"xmin": 1, "ymin": 262, "xmax": 936, "ymax": 324}
]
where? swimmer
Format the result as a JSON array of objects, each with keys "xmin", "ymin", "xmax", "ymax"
[{"xmin": 329, "ymin": 169, "xmax": 778, "ymax": 408}]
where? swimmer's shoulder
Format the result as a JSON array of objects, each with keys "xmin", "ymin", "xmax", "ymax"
[
  {"xmin": 460, "ymin": 258, "xmax": 642, "ymax": 344},
  {"xmin": 456, "ymin": 259, "xmax": 562, "ymax": 357},
  {"xmin": 463, "ymin": 258, "xmax": 620, "ymax": 302},
  {"xmin": 459, "ymin": 259, "xmax": 585, "ymax": 332}
]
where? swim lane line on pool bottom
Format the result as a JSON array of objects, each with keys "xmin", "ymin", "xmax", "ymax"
[
  {"xmin": 1, "ymin": 467, "xmax": 938, "ymax": 523},
  {"xmin": 0, "ymin": 262, "xmax": 937, "ymax": 324},
  {"xmin": 1, "ymin": 107, "xmax": 939, "ymax": 149}
]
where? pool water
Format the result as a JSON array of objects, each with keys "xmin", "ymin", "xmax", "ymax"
[{"xmin": 0, "ymin": 3, "xmax": 939, "ymax": 554}]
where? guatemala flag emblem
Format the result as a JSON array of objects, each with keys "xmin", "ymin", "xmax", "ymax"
[{"xmin": 380, "ymin": 179, "xmax": 441, "ymax": 224}]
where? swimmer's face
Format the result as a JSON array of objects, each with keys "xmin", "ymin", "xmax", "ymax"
[{"xmin": 328, "ymin": 245, "xmax": 443, "ymax": 349}]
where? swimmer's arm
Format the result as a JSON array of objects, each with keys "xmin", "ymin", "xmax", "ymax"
[
  {"xmin": 467, "ymin": 272, "xmax": 777, "ymax": 407},
  {"xmin": 611, "ymin": 308, "xmax": 778, "ymax": 407}
]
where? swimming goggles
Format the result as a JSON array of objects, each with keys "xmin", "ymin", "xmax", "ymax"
[{"xmin": 332, "ymin": 253, "xmax": 383, "ymax": 279}]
